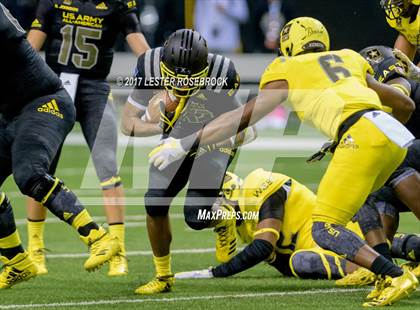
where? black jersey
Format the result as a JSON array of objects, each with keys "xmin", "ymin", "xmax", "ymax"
[
  {"xmin": 31, "ymin": 0, "xmax": 140, "ymax": 79},
  {"xmin": 128, "ymin": 48, "xmax": 241, "ymax": 139},
  {"xmin": 0, "ymin": 3, "xmax": 62, "ymax": 116}
]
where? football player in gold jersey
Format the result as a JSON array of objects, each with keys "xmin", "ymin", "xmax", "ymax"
[
  {"xmin": 381, "ymin": 1, "xmax": 420, "ymax": 82},
  {"xmin": 149, "ymin": 17, "xmax": 417, "ymax": 306},
  {"xmin": 176, "ymin": 169, "xmax": 365, "ymax": 281},
  {"xmin": 380, "ymin": 0, "xmax": 419, "ymax": 61}
]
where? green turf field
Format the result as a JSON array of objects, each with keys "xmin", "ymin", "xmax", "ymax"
[{"xmin": 1, "ymin": 141, "xmax": 419, "ymax": 309}]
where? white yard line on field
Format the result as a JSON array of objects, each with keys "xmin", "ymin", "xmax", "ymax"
[{"xmin": 0, "ymin": 288, "xmax": 371, "ymax": 309}]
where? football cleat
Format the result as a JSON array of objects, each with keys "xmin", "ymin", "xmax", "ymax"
[
  {"xmin": 135, "ymin": 274, "xmax": 174, "ymax": 294},
  {"xmin": 366, "ymin": 276, "xmax": 390, "ymax": 300},
  {"xmin": 401, "ymin": 262, "xmax": 420, "ymax": 278},
  {"xmin": 80, "ymin": 227, "xmax": 120, "ymax": 272},
  {"xmin": 363, "ymin": 269, "xmax": 418, "ymax": 307},
  {"xmin": 0, "ymin": 252, "xmax": 38, "ymax": 289},
  {"xmin": 28, "ymin": 248, "xmax": 48, "ymax": 275},
  {"xmin": 214, "ymin": 205, "xmax": 237, "ymax": 263},
  {"xmin": 336, "ymin": 267, "xmax": 376, "ymax": 286},
  {"xmin": 108, "ymin": 254, "xmax": 128, "ymax": 276}
]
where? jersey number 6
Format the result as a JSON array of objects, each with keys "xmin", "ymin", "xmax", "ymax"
[{"xmin": 318, "ymin": 55, "xmax": 351, "ymax": 83}]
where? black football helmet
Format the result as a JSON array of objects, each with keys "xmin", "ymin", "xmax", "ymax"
[
  {"xmin": 359, "ymin": 45, "xmax": 407, "ymax": 82},
  {"xmin": 160, "ymin": 29, "xmax": 209, "ymax": 98}
]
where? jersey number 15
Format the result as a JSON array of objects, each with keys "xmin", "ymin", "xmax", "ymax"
[{"xmin": 58, "ymin": 25, "xmax": 102, "ymax": 70}]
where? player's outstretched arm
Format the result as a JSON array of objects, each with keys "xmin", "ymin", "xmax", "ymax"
[
  {"xmin": 366, "ymin": 74, "xmax": 415, "ymax": 124},
  {"xmin": 211, "ymin": 218, "xmax": 281, "ymax": 277},
  {"xmin": 176, "ymin": 218, "xmax": 281, "ymax": 279},
  {"xmin": 27, "ymin": 29, "xmax": 47, "ymax": 51},
  {"xmin": 121, "ymin": 102, "xmax": 161, "ymax": 137},
  {"xmin": 394, "ymin": 34, "xmax": 417, "ymax": 63},
  {"xmin": 189, "ymin": 80, "xmax": 288, "ymax": 147}
]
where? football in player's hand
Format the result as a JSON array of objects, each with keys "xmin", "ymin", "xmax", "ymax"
[{"xmin": 142, "ymin": 91, "xmax": 179, "ymax": 123}]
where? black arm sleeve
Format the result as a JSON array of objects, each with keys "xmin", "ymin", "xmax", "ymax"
[
  {"xmin": 258, "ymin": 184, "xmax": 288, "ymax": 222},
  {"xmin": 116, "ymin": 0, "xmax": 141, "ymax": 36},
  {"xmin": 30, "ymin": 0, "xmax": 53, "ymax": 33},
  {"xmin": 211, "ymin": 239, "xmax": 274, "ymax": 277},
  {"xmin": 376, "ymin": 57, "xmax": 407, "ymax": 83}
]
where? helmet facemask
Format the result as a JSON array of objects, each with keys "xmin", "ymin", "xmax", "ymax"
[
  {"xmin": 160, "ymin": 61, "xmax": 209, "ymax": 98},
  {"xmin": 381, "ymin": 0, "xmax": 410, "ymax": 19}
]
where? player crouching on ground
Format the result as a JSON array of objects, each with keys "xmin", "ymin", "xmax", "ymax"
[
  {"xmin": 121, "ymin": 29, "xmax": 256, "ymax": 294},
  {"xmin": 176, "ymin": 169, "xmax": 365, "ymax": 281}
]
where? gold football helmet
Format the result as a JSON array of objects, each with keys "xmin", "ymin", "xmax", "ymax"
[{"xmin": 279, "ymin": 17, "xmax": 330, "ymax": 57}]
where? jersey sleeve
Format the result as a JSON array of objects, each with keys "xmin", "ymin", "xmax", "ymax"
[
  {"xmin": 0, "ymin": 3, "xmax": 26, "ymax": 43},
  {"xmin": 375, "ymin": 57, "xmax": 407, "ymax": 83},
  {"xmin": 259, "ymin": 57, "xmax": 288, "ymax": 89},
  {"xmin": 115, "ymin": 0, "xmax": 141, "ymax": 36},
  {"xmin": 30, "ymin": 0, "xmax": 54, "ymax": 33},
  {"xmin": 223, "ymin": 60, "xmax": 241, "ymax": 98},
  {"xmin": 127, "ymin": 52, "xmax": 160, "ymax": 110}
]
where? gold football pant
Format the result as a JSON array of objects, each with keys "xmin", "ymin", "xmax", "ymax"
[{"xmin": 312, "ymin": 117, "xmax": 407, "ymax": 225}]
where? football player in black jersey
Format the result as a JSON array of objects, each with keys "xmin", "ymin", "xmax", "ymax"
[
  {"xmin": 341, "ymin": 45, "xmax": 420, "ymax": 280},
  {"xmin": 26, "ymin": 0, "xmax": 150, "ymax": 276},
  {"xmin": 0, "ymin": 3, "xmax": 120, "ymax": 289},
  {"xmin": 122, "ymin": 29, "xmax": 254, "ymax": 294}
]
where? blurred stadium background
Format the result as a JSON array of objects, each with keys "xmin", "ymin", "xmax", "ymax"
[{"xmin": 0, "ymin": 1, "xmax": 419, "ymax": 309}]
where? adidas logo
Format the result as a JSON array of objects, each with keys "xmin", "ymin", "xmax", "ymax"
[
  {"xmin": 31, "ymin": 19, "xmax": 42, "ymax": 28},
  {"xmin": 63, "ymin": 212, "xmax": 73, "ymax": 221},
  {"xmin": 96, "ymin": 2, "xmax": 108, "ymax": 10},
  {"xmin": 37, "ymin": 99, "xmax": 64, "ymax": 119}
]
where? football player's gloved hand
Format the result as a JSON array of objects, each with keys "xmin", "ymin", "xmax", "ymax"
[
  {"xmin": 148, "ymin": 137, "xmax": 187, "ymax": 170},
  {"xmin": 175, "ymin": 267, "xmax": 214, "ymax": 279},
  {"xmin": 229, "ymin": 126, "xmax": 258, "ymax": 148},
  {"xmin": 306, "ymin": 140, "xmax": 336, "ymax": 163},
  {"xmin": 393, "ymin": 49, "xmax": 420, "ymax": 82}
]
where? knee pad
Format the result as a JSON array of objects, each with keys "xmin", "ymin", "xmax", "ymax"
[
  {"xmin": 0, "ymin": 193, "xmax": 10, "ymax": 213},
  {"xmin": 290, "ymin": 249, "xmax": 345, "ymax": 280},
  {"xmin": 22, "ymin": 174, "xmax": 63, "ymax": 204},
  {"xmin": 184, "ymin": 204, "xmax": 211, "ymax": 230},
  {"xmin": 0, "ymin": 193, "xmax": 17, "ymax": 239},
  {"xmin": 391, "ymin": 233, "xmax": 420, "ymax": 261},
  {"xmin": 352, "ymin": 200, "xmax": 382, "ymax": 235},
  {"xmin": 312, "ymin": 221, "xmax": 365, "ymax": 261},
  {"xmin": 144, "ymin": 190, "xmax": 171, "ymax": 217}
]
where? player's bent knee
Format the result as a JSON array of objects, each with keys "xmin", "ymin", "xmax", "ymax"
[
  {"xmin": 290, "ymin": 249, "xmax": 344, "ymax": 280},
  {"xmin": 18, "ymin": 174, "xmax": 62, "ymax": 204},
  {"xmin": 144, "ymin": 190, "xmax": 171, "ymax": 217},
  {"xmin": 184, "ymin": 206, "xmax": 209, "ymax": 230}
]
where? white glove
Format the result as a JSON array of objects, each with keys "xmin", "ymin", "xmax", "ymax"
[
  {"xmin": 175, "ymin": 268, "xmax": 214, "ymax": 279},
  {"xmin": 393, "ymin": 48, "xmax": 420, "ymax": 82},
  {"xmin": 148, "ymin": 137, "xmax": 187, "ymax": 170}
]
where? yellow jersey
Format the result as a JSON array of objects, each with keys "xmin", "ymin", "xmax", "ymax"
[
  {"xmin": 386, "ymin": 8, "xmax": 420, "ymax": 47},
  {"xmin": 237, "ymin": 168, "xmax": 364, "ymax": 255},
  {"xmin": 238, "ymin": 168, "xmax": 317, "ymax": 254},
  {"xmin": 259, "ymin": 49, "xmax": 383, "ymax": 139}
]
